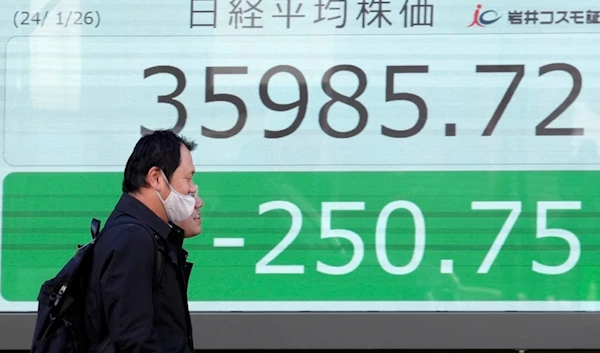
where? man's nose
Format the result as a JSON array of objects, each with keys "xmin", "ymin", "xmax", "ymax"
[{"xmin": 194, "ymin": 194, "xmax": 204, "ymax": 208}]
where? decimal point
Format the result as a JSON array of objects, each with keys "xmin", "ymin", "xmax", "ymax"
[{"xmin": 445, "ymin": 123, "xmax": 456, "ymax": 136}]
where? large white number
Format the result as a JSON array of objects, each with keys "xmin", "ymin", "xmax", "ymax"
[
  {"xmin": 256, "ymin": 199, "xmax": 581, "ymax": 276},
  {"xmin": 532, "ymin": 201, "xmax": 581, "ymax": 275},
  {"xmin": 256, "ymin": 201, "xmax": 304, "ymax": 274},
  {"xmin": 375, "ymin": 201, "xmax": 425, "ymax": 275},
  {"xmin": 471, "ymin": 201, "xmax": 521, "ymax": 274},
  {"xmin": 317, "ymin": 202, "xmax": 365, "ymax": 275}
]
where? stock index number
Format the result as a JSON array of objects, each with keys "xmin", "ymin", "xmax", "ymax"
[{"xmin": 142, "ymin": 63, "xmax": 584, "ymax": 138}]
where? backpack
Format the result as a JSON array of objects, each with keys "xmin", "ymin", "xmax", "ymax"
[{"xmin": 29, "ymin": 218, "xmax": 164, "ymax": 353}]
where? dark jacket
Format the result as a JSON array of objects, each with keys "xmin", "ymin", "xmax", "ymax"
[{"xmin": 84, "ymin": 193, "xmax": 194, "ymax": 353}]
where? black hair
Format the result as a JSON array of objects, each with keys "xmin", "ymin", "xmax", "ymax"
[{"xmin": 122, "ymin": 130, "xmax": 197, "ymax": 193}]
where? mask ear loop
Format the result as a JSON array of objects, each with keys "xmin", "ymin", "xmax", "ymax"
[
  {"xmin": 159, "ymin": 170, "xmax": 172, "ymax": 189},
  {"xmin": 153, "ymin": 170, "xmax": 168, "ymax": 203}
]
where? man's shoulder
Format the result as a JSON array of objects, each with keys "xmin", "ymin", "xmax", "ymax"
[
  {"xmin": 103, "ymin": 214, "xmax": 153, "ymax": 234},
  {"xmin": 98, "ymin": 215, "xmax": 156, "ymax": 251}
]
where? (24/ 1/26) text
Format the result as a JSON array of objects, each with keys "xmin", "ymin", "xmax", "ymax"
[{"xmin": 13, "ymin": 11, "xmax": 101, "ymax": 28}]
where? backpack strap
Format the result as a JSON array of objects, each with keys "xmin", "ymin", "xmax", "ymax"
[
  {"xmin": 91, "ymin": 218, "xmax": 101, "ymax": 239},
  {"xmin": 152, "ymin": 234, "xmax": 165, "ymax": 287}
]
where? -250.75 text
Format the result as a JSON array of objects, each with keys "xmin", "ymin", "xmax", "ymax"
[{"xmin": 255, "ymin": 200, "xmax": 581, "ymax": 276}]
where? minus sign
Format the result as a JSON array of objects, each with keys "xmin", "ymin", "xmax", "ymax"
[{"xmin": 213, "ymin": 238, "xmax": 245, "ymax": 247}]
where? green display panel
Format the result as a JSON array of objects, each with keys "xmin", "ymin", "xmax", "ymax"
[{"xmin": 3, "ymin": 172, "xmax": 599, "ymax": 311}]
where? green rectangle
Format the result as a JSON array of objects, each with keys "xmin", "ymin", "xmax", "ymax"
[{"xmin": 2, "ymin": 171, "xmax": 599, "ymax": 303}]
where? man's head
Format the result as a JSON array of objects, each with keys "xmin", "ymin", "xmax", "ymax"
[{"xmin": 123, "ymin": 130, "xmax": 202, "ymax": 224}]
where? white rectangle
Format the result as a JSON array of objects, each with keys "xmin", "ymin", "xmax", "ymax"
[
  {"xmin": 213, "ymin": 238, "xmax": 245, "ymax": 247},
  {"xmin": 440, "ymin": 259, "xmax": 454, "ymax": 274}
]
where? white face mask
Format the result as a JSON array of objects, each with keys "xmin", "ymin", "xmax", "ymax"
[{"xmin": 155, "ymin": 170, "xmax": 196, "ymax": 222}]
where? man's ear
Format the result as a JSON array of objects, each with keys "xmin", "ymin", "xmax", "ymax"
[{"xmin": 146, "ymin": 166, "xmax": 163, "ymax": 191}]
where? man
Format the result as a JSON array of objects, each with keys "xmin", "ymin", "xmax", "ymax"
[{"xmin": 84, "ymin": 130, "xmax": 202, "ymax": 353}]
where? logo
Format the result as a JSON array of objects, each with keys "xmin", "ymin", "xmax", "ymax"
[{"xmin": 467, "ymin": 4, "xmax": 502, "ymax": 27}]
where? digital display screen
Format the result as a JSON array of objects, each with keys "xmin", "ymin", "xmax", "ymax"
[{"xmin": 1, "ymin": 0, "xmax": 599, "ymax": 312}]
